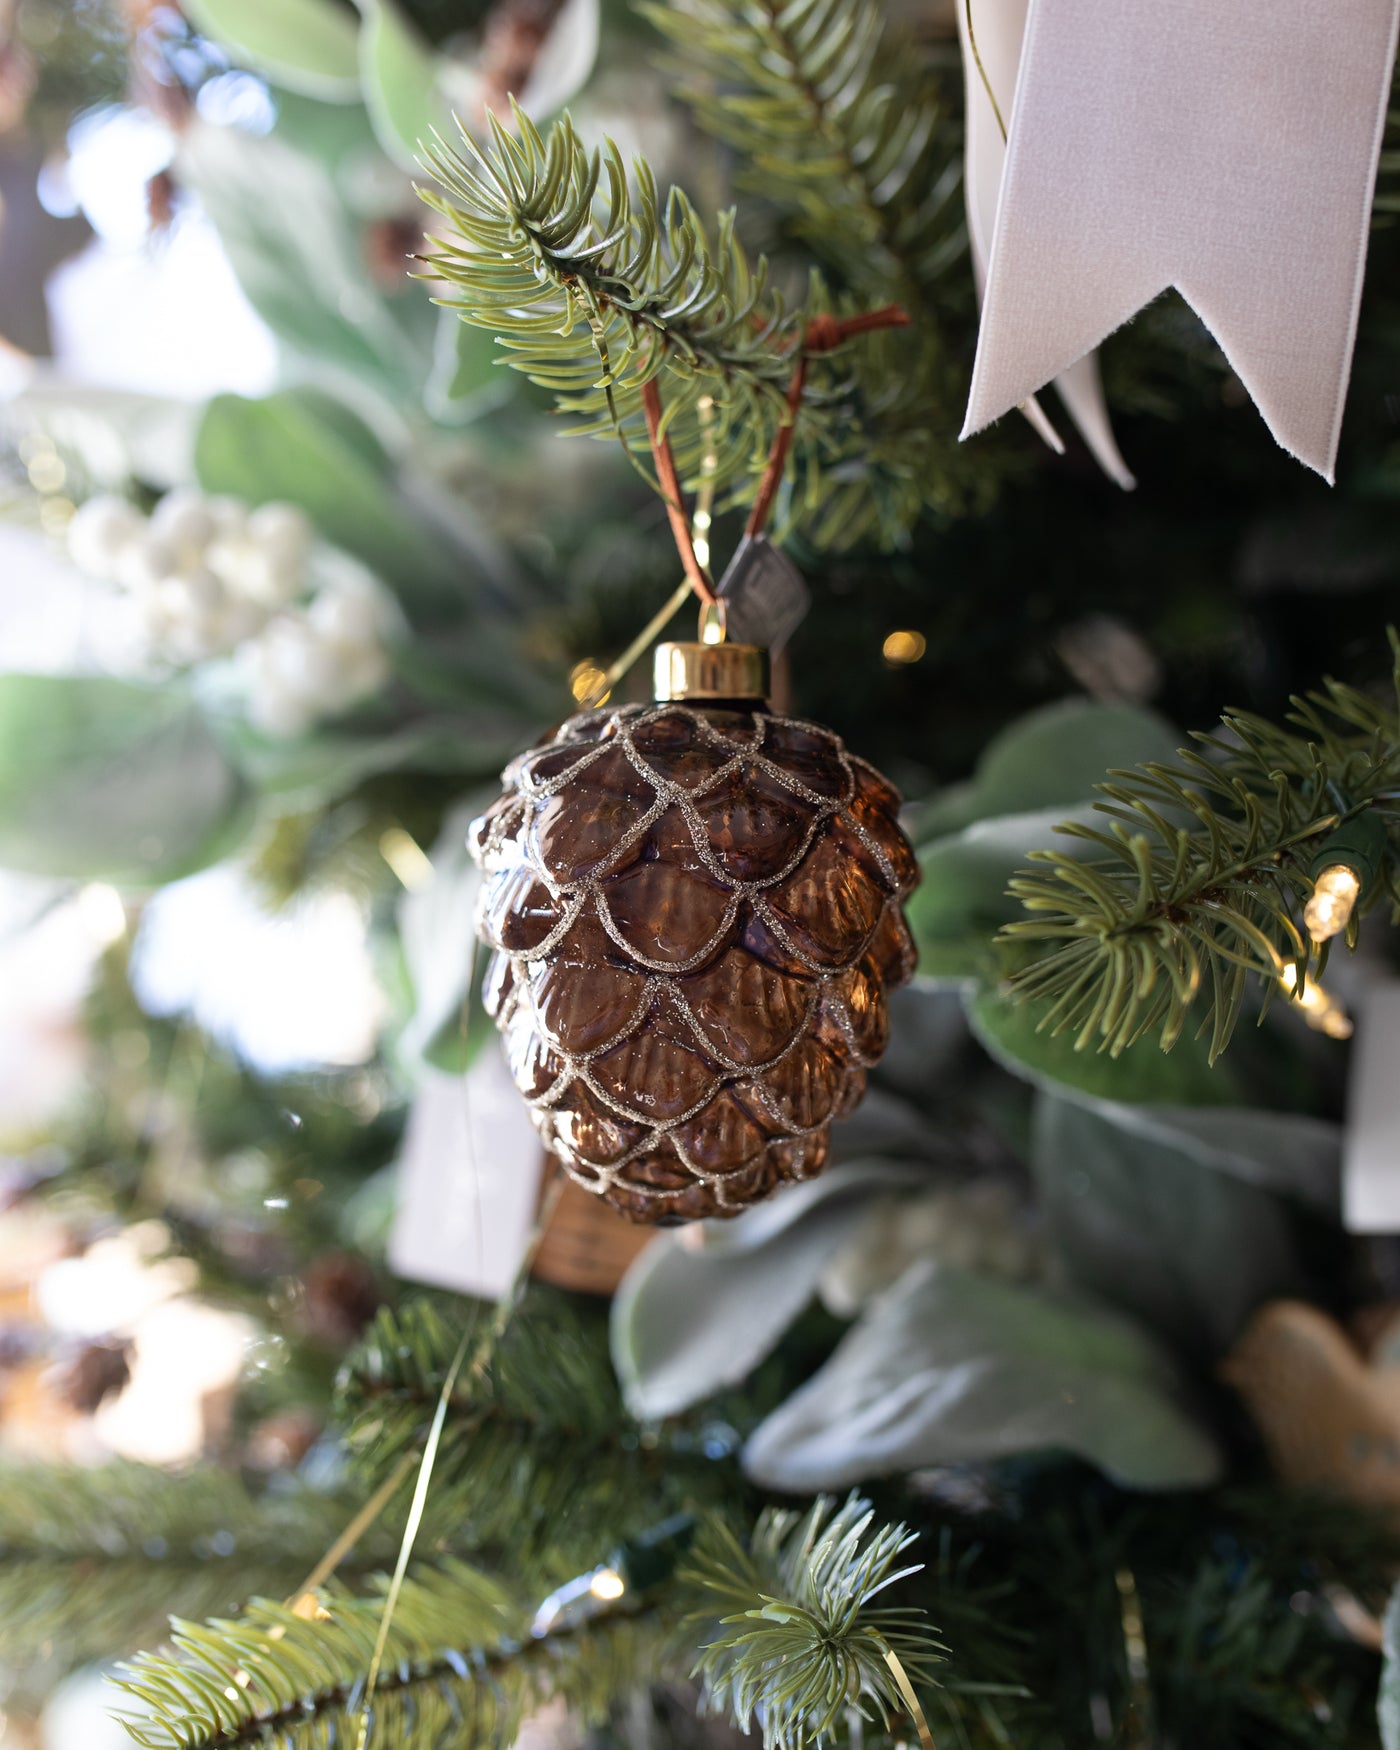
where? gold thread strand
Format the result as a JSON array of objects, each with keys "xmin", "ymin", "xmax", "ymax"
[
  {"xmin": 354, "ymin": 1168, "xmax": 567, "ymax": 1748},
  {"xmin": 286, "ymin": 1452, "xmax": 419, "ymax": 1606},
  {"xmin": 882, "ymin": 1646, "xmax": 937, "ymax": 1750},
  {"xmin": 964, "ymin": 0, "xmax": 1008, "ymax": 142},
  {"xmin": 580, "ymin": 580, "xmax": 694, "ymax": 709}
]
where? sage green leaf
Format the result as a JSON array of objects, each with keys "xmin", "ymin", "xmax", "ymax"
[
  {"xmin": 1032, "ymin": 1094, "xmax": 1320, "ymax": 1357},
  {"xmin": 193, "ymin": 390, "xmax": 458, "ymax": 604},
  {"xmin": 180, "ymin": 118, "xmax": 433, "ymax": 411},
  {"xmin": 518, "ymin": 0, "xmax": 600, "ymax": 116},
  {"xmin": 917, "ymin": 699, "xmax": 1181, "ymax": 839},
  {"xmin": 967, "ymin": 987, "xmax": 1244, "ymax": 1108},
  {"xmin": 426, "ymin": 310, "xmax": 512, "ymax": 423},
  {"xmin": 0, "ymin": 676, "xmax": 249, "ymax": 884},
  {"xmin": 908, "ymin": 805, "xmax": 1099, "ymax": 977},
  {"xmin": 742, "ymin": 1260, "xmax": 1222, "ymax": 1492},
  {"xmin": 1381, "ymin": 1583, "xmax": 1400, "ymax": 1750},
  {"xmin": 183, "ymin": 0, "xmax": 362, "ymax": 97},
  {"xmin": 355, "ymin": 0, "xmax": 450, "ymax": 171},
  {"xmin": 611, "ymin": 1160, "xmax": 934, "ymax": 1420}
]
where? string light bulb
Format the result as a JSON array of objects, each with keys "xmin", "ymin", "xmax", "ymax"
[
  {"xmin": 1280, "ymin": 964, "xmax": 1354, "ymax": 1040},
  {"xmin": 1302, "ymin": 814, "xmax": 1388, "ymax": 947},
  {"xmin": 1303, "ymin": 863, "xmax": 1361, "ymax": 943}
]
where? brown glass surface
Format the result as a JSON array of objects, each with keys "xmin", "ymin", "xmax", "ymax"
[{"xmin": 471, "ymin": 700, "xmax": 919, "ymax": 1223}]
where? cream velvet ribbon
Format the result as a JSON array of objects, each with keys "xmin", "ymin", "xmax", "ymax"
[{"xmin": 961, "ymin": 0, "xmax": 1400, "ymax": 483}]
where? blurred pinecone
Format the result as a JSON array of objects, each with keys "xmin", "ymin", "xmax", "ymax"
[
  {"xmin": 471, "ymin": 702, "xmax": 918, "ymax": 1222},
  {"xmin": 49, "ymin": 1336, "xmax": 133, "ymax": 1415}
]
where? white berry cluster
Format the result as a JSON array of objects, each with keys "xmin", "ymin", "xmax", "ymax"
[{"xmin": 67, "ymin": 492, "xmax": 393, "ymax": 737}]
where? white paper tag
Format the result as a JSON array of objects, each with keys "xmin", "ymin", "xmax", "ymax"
[
  {"xmin": 389, "ymin": 1044, "xmax": 544, "ymax": 1298},
  {"xmin": 717, "ymin": 535, "xmax": 810, "ymax": 654},
  {"xmin": 1343, "ymin": 979, "xmax": 1400, "ymax": 1232}
]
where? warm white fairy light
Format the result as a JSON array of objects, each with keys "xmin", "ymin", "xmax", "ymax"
[
  {"xmin": 1281, "ymin": 963, "xmax": 1354, "ymax": 1040},
  {"xmin": 589, "ymin": 1568, "xmax": 626, "ymax": 1601},
  {"xmin": 1303, "ymin": 863, "xmax": 1361, "ymax": 943}
]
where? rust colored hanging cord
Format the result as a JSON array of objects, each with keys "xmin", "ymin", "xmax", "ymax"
[
  {"xmin": 745, "ymin": 304, "xmax": 910, "ymax": 539},
  {"xmin": 641, "ymin": 302, "xmax": 909, "ymax": 602},
  {"xmin": 640, "ymin": 377, "xmax": 718, "ymax": 605}
]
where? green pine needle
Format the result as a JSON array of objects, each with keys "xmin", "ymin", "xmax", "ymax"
[
  {"xmin": 418, "ymin": 105, "xmax": 805, "ymax": 502},
  {"xmin": 336, "ymin": 1295, "xmax": 724, "ymax": 1583},
  {"xmin": 999, "ymin": 634, "xmax": 1400, "ymax": 1059},
  {"xmin": 640, "ymin": 0, "xmax": 964, "ymax": 308},
  {"xmin": 683, "ymin": 1495, "xmax": 947, "ymax": 1750},
  {"xmin": 110, "ymin": 1557, "xmax": 669, "ymax": 1750}
]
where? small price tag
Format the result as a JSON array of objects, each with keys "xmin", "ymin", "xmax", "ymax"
[
  {"xmin": 1343, "ymin": 978, "xmax": 1400, "ymax": 1232},
  {"xmin": 717, "ymin": 535, "xmax": 810, "ymax": 654},
  {"xmin": 389, "ymin": 1045, "xmax": 543, "ymax": 1298}
]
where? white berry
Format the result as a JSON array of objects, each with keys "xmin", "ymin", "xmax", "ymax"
[
  {"xmin": 149, "ymin": 489, "xmax": 215, "ymax": 556},
  {"xmin": 67, "ymin": 495, "xmax": 144, "ymax": 581},
  {"xmin": 248, "ymin": 502, "xmax": 311, "ymax": 571}
]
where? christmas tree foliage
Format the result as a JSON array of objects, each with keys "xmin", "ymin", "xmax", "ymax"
[{"xmin": 4, "ymin": 0, "xmax": 1400, "ymax": 1745}]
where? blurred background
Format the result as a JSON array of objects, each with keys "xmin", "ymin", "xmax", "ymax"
[{"xmin": 1, "ymin": 1, "xmax": 1400, "ymax": 1745}]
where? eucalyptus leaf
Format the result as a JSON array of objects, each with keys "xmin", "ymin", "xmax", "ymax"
[
  {"xmin": 518, "ymin": 0, "xmax": 601, "ymax": 116},
  {"xmin": 426, "ymin": 311, "xmax": 513, "ymax": 424},
  {"xmin": 209, "ymin": 720, "xmax": 467, "ymax": 805},
  {"xmin": 908, "ymin": 805, "xmax": 1100, "ymax": 974},
  {"xmin": 0, "ymin": 676, "xmax": 249, "ymax": 885},
  {"xmin": 180, "ymin": 118, "xmax": 434, "ymax": 416},
  {"xmin": 1032, "ymin": 1094, "xmax": 1317, "ymax": 1357},
  {"xmin": 1381, "ymin": 1583, "xmax": 1400, "ymax": 1750},
  {"xmin": 742, "ymin": 1260, "xmax": 1222, "ymax": 1492},
  {"xmin": 916, "ymin": 700, "xmax": 1181, "ymax": 839},
  {"xmin": 194, "ymin": 390, "xmax": 459, "ymax": 604},
  {"xmin": 611, "ymin": 1160, "xmax": 934, "ymax": 1420},
  {"xmin": 183, "ymin": 0, "xmax": 362, "ymax": 97},
  {"xmin": 967, "ymin": 987, "xmax": 1244, "ymax": 1108},
  {"xmin": 355, "ymin": 0, "xmax": 451, "ymax": 170}
]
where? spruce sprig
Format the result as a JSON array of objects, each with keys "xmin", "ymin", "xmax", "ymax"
[
  {"xmin": 639, "ymin": 0, "xmax": 1005, "ymax": 546},
  {"xmin": 418, "ymin": 106, "xmax": 805, "ymax": 501},
  {"xmin": 683, "ymin": 1495, "xmax": 946, "ymax": 1750},
  {"xmin": 999, "ymin": 638, "xmax": 1400, "ymax": 1059},
  {"xmin": 111, "ymin": 1558, "xmax": 664, "ymax": 1750},
  {"xmin": 417, "ymin": 99, "xmax": 994, "ymax": 549},
  {"xmin": 0, "ymin": 1464, "xmax": 398, "ymax": 1703},
  {"xmin": 336, "ymin": 1295, "xmax": 720, "ymax": 1582},
  {"xmin": 640, "ymin": 0, "xmax": 964, "ymax": 305}
]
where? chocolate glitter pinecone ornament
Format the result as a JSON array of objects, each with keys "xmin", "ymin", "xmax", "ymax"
[{"xmin": 469, "ymin": 637, "xmax": 919, "ymax": 1223}]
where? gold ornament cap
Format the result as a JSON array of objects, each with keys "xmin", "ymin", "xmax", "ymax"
[{"xmin": 654, "ymin": 639, "xmax": 768, "ymax": 702}]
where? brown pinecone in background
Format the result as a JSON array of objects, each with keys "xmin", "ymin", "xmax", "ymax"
[
  {"xmin": 470, "ymin": 701, "xmax": 918, "ymax": 1223},
  {"xmin": 49, "ymin": 1336, "xmax": 133, "ymax": 1415}
]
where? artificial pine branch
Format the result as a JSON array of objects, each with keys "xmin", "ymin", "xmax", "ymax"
[
  {"xmin": 419, "ymin": 107, "xmax": 805, "ymax": 501},
  {"xmin": 999, "ymin": 639, "xmax": 1400, "ymax": 1058},
  {"xmin": 640, "ymin": 0, "xmax": 1007, "ymax": 546},
  {"xmin": 640, "ymin": 0, "xmax": 963, "ymax": 307},
  {"xmin": 0, "ymin": 1464, "xmax": 401, "ymax": 1704},
  {"xmin": 113, "ymin": 1557, "xmax": 672, "ymax": 1750},
  {"xmin": 682, "ymin": 1495, "xmax": 947, "ymax": 1750},
  {"xmin": 418, "ymin": 102, "xmax": 988, "ymax": 550},
  {"xmin": 336, "ymin": 1294, "xmax": 725, "ymax": 1583}
]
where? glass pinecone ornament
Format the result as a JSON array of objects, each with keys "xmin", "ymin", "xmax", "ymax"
[{"xmin": 469, "ymin": 638, "xmax": 918, "ymax": 1223}]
